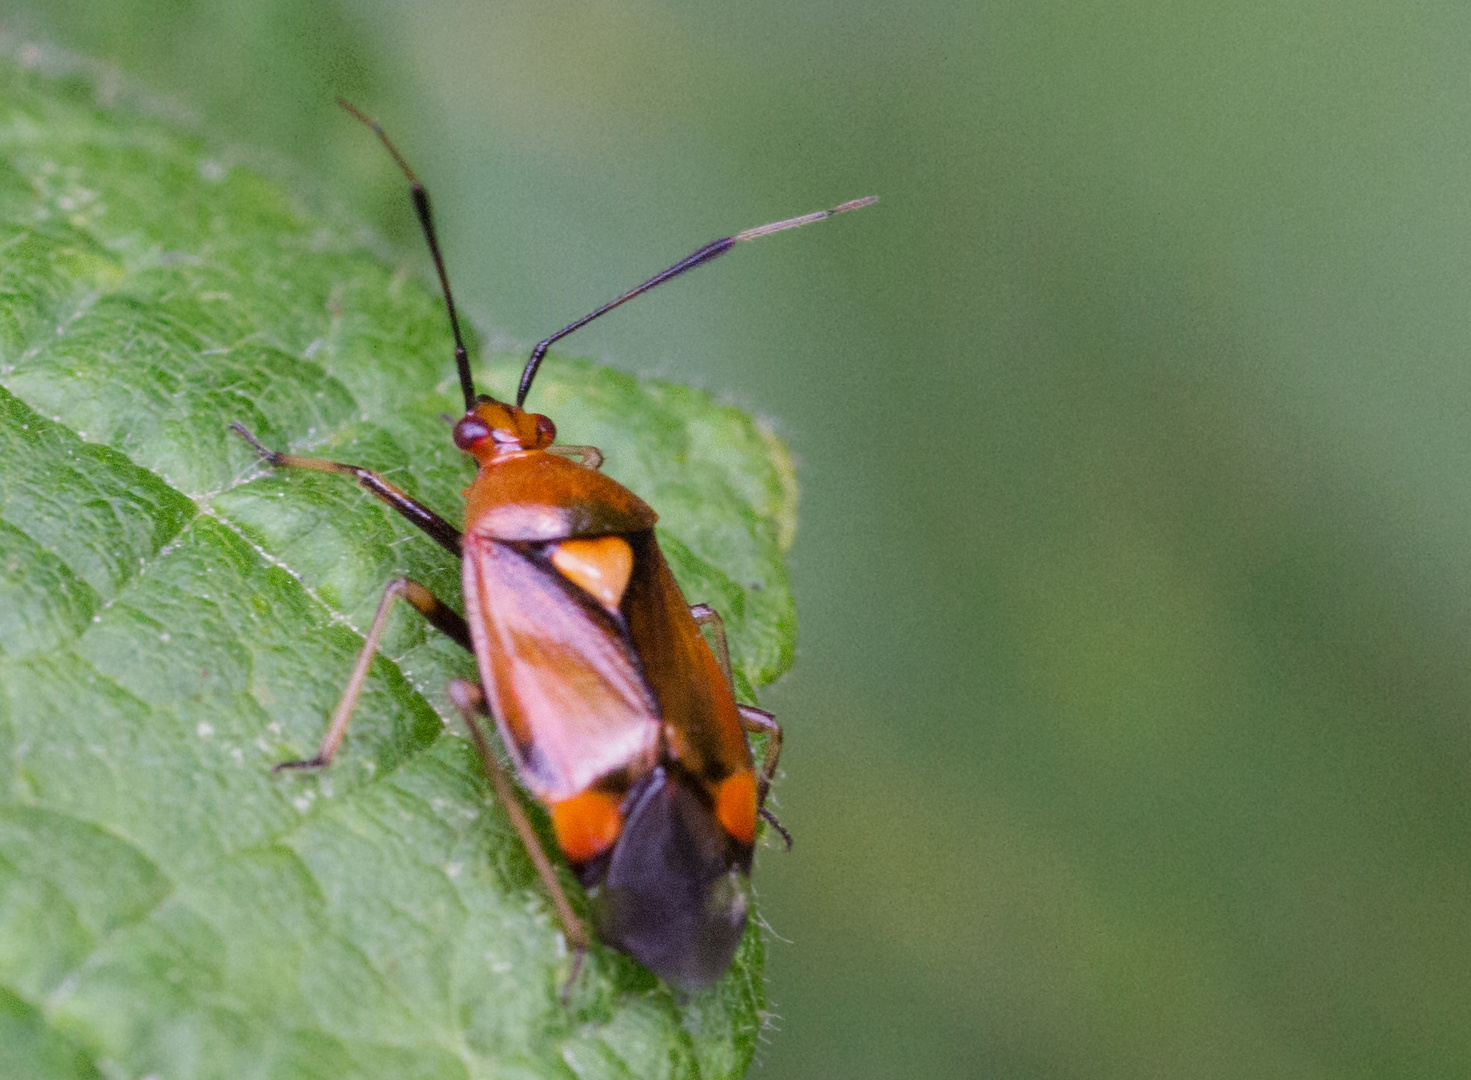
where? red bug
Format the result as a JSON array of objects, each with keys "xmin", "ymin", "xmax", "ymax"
[{"xmin": 234, "ymin": 102, "xmax": 873, "ymax": 989}]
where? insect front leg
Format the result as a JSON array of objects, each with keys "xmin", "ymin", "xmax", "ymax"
[
  {"xmin": 448, "ymin": 679, "xmax": 590, "ymax": 992},
  {"xmin": 546, "ymin": 444, "xmax": 604, "ymax": 470},
  {"xmin": 231, "ymin": 423, "xmax": 463, "ymax": 556},
  {"xmin": 277, "ymin": 577, "xmax": 470, "ymax": 770}
]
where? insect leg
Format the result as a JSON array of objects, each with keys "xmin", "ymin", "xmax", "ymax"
[
  {"xmin": 545, "ymin": 444, "xmax": 604, "ymax": 471},
  {"xmin": 276, "ymin": 577, "xmax": 470, "ymax": 771},
  {"xmin": 691, "ymin": 603, "xmax": 783, "ymax": 794},
  {"xmin": 689, "ymin": 603, "xmax": 734, "ymax": 689},
  {"xmin": 232, "ymin": 423, "xmax": 463, "ymax": 557},
  {"xmin": 737, "ymin": 705, "xmax": 785, "ymax": 810},
  {"xmin": 449, "ymin": 678, "xmax": 591, "ymax": 986},
  {"xmin": 690, "ymin": 603, "xmax": 791, "ymax": 843},
  {"xmin": 741, "ymin": 706, "xmax": 793, "ymax": 851}
]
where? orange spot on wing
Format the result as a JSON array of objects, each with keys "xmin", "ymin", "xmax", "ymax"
[
  {"xmin": 714, "ymin": 769, "xmax": 758, "ymax": 846},
  {"xmin": 550, "ymin": 535, "xmax": 634, "ymax": 614},
  {"xmin": 550, "ymin": 789, "xmax": 625, "ymax": 863}
]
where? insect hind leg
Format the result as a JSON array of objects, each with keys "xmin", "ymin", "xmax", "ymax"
[
  {"xmin": 690, "ymin": 603, "xmax": 791, "ymax": 844},
  {"xmin": 691, "ymin": 604, "xmax": 785, "ymax": 789},
  {"xmin": 738, "ymin": 705, "xmax": 785, "ymax": 809},
  {"xmin": 739, "ymin": 705, "xmax": 791, "ymax": 850},
  {"xmin": 231, "ymin": 423, "xmax": 463, "ymax": 557},
  {"xmin": 449, "ymin": 679, "xmax": 590, "ymax": 996}
]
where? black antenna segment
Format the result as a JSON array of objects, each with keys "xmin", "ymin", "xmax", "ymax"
[
  {"xmin": 515, "ymin": 196, "xmax": 878, "ymax": 408},
  {"xmin": 339, "ymin": 100, "xmax": 478, "ymax": 413}
]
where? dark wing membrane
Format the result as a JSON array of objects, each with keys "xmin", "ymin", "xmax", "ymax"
[
  {"xmin": 621, "ymin": 532, "xmax": 753, "ymax": 782},
  {"xmin": 464, "ymin": 533, "xmax": 660, "ymax": 803}
]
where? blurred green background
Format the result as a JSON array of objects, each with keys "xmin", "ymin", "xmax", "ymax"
[{"xmin": 7, "ymin": 1, "xmax": 1471, "ymax": 1076}]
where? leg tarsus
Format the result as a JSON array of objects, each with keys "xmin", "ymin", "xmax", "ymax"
[
  {"xmin": 759, "ymin": 807, "xmax": 793, "ymax": 851},
  {"xmin": 561, "ymin": 945, "xmax": 588, "ymax": 1004},
  {"xmin": 449, "ymin": 679, "xmax": 592, "ymax": 972},
  {"xmin": 272, "ymin": 755, "xmax": 329, "ymax": 774},
  {"xmin": 231, "ymin": 422, "xmax": 284, "ymax": 465}
]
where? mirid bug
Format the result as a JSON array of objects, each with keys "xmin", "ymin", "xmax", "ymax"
[{"xmin": 234, "ymin": 101, "xmax": 873, "ymax": 989}]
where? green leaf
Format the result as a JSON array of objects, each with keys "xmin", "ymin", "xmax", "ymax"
[{"xmin": 0, "ymin": 50, "xmax": 796, "ymax": 1080}]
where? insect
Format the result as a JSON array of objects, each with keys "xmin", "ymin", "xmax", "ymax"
[{"xmin": 234, "ymin": 101, "xmax": 874, "ymax": 989}]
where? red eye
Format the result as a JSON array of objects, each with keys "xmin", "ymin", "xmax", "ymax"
[
  {"xmin": 453, "ymin": 415, "xmax": 491, "ymax": 450},
  {"xmin": 536, "ymin": 414, "xmax": 557, "ymax": 445}
]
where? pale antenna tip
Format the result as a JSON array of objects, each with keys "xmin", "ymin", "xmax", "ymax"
[
  {"xmin": 338, "ymin": 99, "xmax": 418, "ymax": 184},
  {"xmin": 337, "ymin": 98, "xmax": 370, "ymax": 125},
  {"xmin": 734, "ymin": 195, "xmax": 880, "ymax": 242}
]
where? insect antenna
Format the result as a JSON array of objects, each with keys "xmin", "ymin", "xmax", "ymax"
[
  {"xmin": 516, "ymin": 195, "xmax": 878, "ymax": 408},
  {"xmin": 339, "ymin": 99, "xmax": 478, "ymax": 413}
]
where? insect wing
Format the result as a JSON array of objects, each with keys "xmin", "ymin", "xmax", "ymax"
[
  {"xmin": 622, "ymin": 532, "xmax": 754, "ymax": 787},
  {"xmin": 463, "ymin": 532, "xmax": 659, "ymax": 803},
  {"xmin": 592, "ymin": 765, "xmax": 751, "ymax": 990}
]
